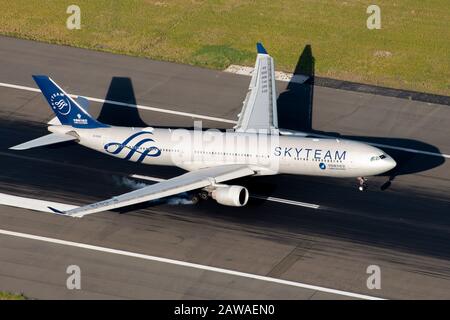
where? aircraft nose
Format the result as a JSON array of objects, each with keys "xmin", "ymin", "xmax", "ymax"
[{"xmin": 384, "ymin": 157, "xmax": 397, "ymax": 171}]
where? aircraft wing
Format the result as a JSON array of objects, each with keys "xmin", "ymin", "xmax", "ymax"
[
  {"xmin": 55, "ymin": 164, "xmax": 255, "ymax": 218},
  {"xmin": 234, "ymin": 43, "xmax": 278, "ymax": 133}
]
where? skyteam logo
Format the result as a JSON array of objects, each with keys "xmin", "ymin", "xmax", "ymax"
[
  {"xmin": 104, "ymin": 131, "xmax": 161, "ymax": 163},
  {"xmin": 50, "ymin": 92, "xmax": 71, "ymax": 115},
  {"xmin": 319, "ymin": 162, "xmax": 326, "ymax": 170}
]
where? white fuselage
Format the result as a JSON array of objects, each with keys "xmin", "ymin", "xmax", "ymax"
[{"xmin": 50, "ymin": 125, "xmax": 396, "ymax": 178}]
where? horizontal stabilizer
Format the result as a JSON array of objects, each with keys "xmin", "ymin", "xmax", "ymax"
[
  {"xmin": 47, "ymin": 116, "xmax": 61, "ymax": 125},
  {"xmin": 9, "ymin": 133, "xmax": 78, "ymax": 150}
]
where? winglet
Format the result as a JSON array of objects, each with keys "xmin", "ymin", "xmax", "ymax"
[
  {"xmin": 256, "ymin": 42, "xmax": 268, "ymax": 54},
  {"xmin": 48, "ymin": 206, "xmax": 66, "ymax": 215}
]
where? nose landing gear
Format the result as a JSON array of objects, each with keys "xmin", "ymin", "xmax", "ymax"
[{"xmin": 357, "ymin": 177, "xmax": 368, "ymax": 191}]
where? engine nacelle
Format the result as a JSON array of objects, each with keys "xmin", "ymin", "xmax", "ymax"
[{"xmin": 211, "ymin": 185, "xmax": 249, "ymax": 207}]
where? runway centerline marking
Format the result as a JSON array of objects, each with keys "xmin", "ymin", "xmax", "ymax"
[
  {"xmin": 0, "ymin": 82, "xmax": 236, "ymax": 124},
  {"xmin": 1, "ymin": 81, "xmax": 448, "ymax": 159},
  {"xmin": 130, "ymin": 174, "xmax": 166, "ymax": 182},
  {"xmin": 0, "ymin": 228, "xmax": 384, "ymax": 300},
  {"xmin": 251, "ymin": 195, "xmax": 320, "ymax": 209}
]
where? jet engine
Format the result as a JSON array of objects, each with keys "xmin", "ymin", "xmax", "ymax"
[{"xmin": 211, "ymin": 185, "xmax": 249, "ymax": 207}]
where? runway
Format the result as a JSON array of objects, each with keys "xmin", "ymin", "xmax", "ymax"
[{"xmin": 0, "ymin": 36, "xmax": 449, "ymax": 299}]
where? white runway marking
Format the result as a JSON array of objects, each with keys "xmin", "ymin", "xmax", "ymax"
[
  {"xmin": 130, "ymin": 174, "xmax": 166, "ymax": 182},
  {"xmin": 0, "ymin": 82, "xmax": 237, "ymax": 124},
  {"xmin": 0, "ymin": 228, "xmax": 384, "ymax": 300},
  {"xmin": 311, "ymin": 133, "xmax": 450, "ymax": 159},
  {"xmin": 251, "ymin": 195, "xmax": 320, "ymax": 209},
  {"xmin": 225, "ymin": 64, "xmax": 309, "ymax": 83},
  {"xmin": 1, "ymin": 81, "xmax": 449, "ymax": 159},
  {"xmin": 370, "ymin": 142, "xmax": 450, "ymax": 158}
]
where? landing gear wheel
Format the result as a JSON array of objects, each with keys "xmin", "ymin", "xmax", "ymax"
[
  {"xmin": 357, "ymin": 177, "xmax": 368, "ymax": 191},
  {"xmin": 190, "ymin": 195, "xmax": 200, "ymax": 204},
  {"xmin": 199, "ymin": 191, "xmax": 209, "ymax": 201}
]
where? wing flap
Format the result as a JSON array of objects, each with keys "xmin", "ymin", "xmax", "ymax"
[{"xmin": 62, "ymin": 164, "xmax": 255, "ymax": 218}]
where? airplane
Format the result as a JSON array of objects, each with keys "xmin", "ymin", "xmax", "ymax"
[{"xmin": 10, "ymin": 43, "xmax": 396, "ymax": 218}]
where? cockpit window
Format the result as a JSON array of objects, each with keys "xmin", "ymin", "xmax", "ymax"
[{"xmin": 371, "ymin": 154, "xmax": 387, "ymax": 161}]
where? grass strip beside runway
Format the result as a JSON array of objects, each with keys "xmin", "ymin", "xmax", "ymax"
[
  {"xmin": 0, "ymin": 291, "xmax": 27, "ymax": 300},
  {"xmin": 0, "ymin": 0, "xmax": 449, "ymax": 95}
]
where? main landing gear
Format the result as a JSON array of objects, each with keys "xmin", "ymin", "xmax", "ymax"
[
  {"xmin": 199, "ymin": 191, "xmax": 209, "ymax": 201},
  {"xmin": 190, "ymin": 191, "xmax": 209, "ymax": 204},
  {"xmin": 189, "ymin": 194, "xmax": 200, "ymax": 204},
  {"xmin": 357, "ymin": 177, "xmax": 368, "ymax": 191}
]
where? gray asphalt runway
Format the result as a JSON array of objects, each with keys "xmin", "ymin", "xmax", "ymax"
[{"xmin": 0, "ymin": 36, "xmax": 449, "ymax": 299}]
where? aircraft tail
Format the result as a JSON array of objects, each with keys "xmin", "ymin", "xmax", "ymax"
[{"xmin": 32, "ymin": 75, "xmax": 108, "ymax": 129}]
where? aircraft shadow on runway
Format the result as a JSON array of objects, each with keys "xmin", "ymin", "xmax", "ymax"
[
  {"xmin": 96, "ymin": 77, "xmax": 214, "ymax": 133},
  {"xmin": 97, "ymin": 77, "xmax": 148, "ymax": 127},
  {"xmin": 276, "ymin": 45, "xmax": 445, "ymax": 189}
]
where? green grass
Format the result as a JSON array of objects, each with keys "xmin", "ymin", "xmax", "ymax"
[
  {"xmin": 1, "ymin": 0, "xmax": 449, "ymax": 95},
  {"xmin": 0, "ymin": 291, "xmax": 27, "ymax": 300}
]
